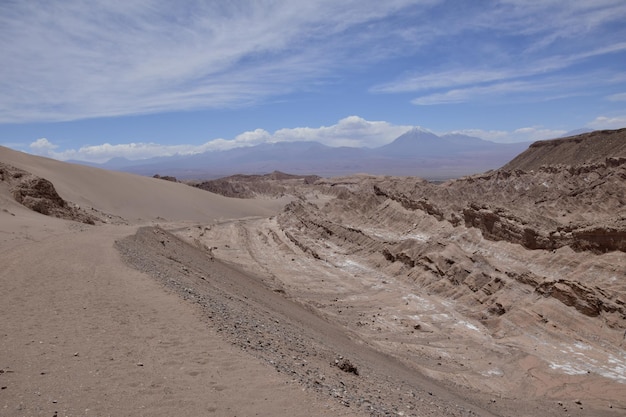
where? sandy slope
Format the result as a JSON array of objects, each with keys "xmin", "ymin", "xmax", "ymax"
[
  {"xmin": 114, "ymin": 226, "xmax": 495, "ymax": 417},
  {"xmin": 0, "ymin": 148, "xmax": 347, "ymax": 416},
  {"xmin": 0, "ymin": 223, "xmax": 353, "ymax": 417},
  {"xmin": 1, "ymin": 146, "xmax": 285, "ymax": 223}
]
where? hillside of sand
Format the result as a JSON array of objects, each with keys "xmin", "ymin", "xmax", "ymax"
[{"xmin": 1, "ymin": 129, "xmax": 625, "ymax": 417}]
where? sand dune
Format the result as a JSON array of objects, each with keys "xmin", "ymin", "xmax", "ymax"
[{"xmin": 1, "ymin": 145, "xmax": 284, "ymax": 223}]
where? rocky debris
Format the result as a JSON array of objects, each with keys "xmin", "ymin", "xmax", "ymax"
[
  {"xmin": 373, "ymin": 185, "xmax": 444, "ymax": 220},
  {"xmin": 334, "ymin": 357, "xmax": 359, "ymax": 375},
  {"xmin": 462, "ymin": 204, "xmax": 556, "ymax": 250},
  {"xmin": 570, "ymin": 224, "xmax": 626, "ymax": 253},
  {"xmin": 152, "ymin": 174, "xmax": 178, "ymax": 182},
  {"xmin": 535, "ymin": 279, "xmax": 626, "ymax": 321},
  {"xmin": 0, "ymin": 162, "xmax": 98, "ymax": 225},
  {"xmin": 12, "ymin": 176, "xmax": 66, "ymax": 213}
]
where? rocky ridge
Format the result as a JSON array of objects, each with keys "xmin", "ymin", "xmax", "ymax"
[{"xmin": 502, "ymin": 128, "xmax": 626, "ymax": 171}]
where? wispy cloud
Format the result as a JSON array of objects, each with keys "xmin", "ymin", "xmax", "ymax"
[
  {"xmin": 409, "ymin": 72, "xmax": 616, "ymax": 105},
  {"xmin": 0, "ymin": 0, "xmax": 424, "ymax": 123},
  {"xmin": 2, "ymin": 1, "xmax": 625, "ymax": 126},
  {"xmin": 371, "ymin": 1, "xmax": 626, "ymax": 104},
  {"xmin": 608, "ymin": 92, "xmax": 626, "ymax": 102},
  {"xmin": 410, "ymin": 81, "xmax": 534, "ymax": 105},
  {"xmin": 29, "ymin": 116, "xmax": 413, "ymax": 162},
  {"xmin": 451, "ymin": 113, "xmax": 626, "ymax": 143},
  {"xmin": 587, "ymin": 115, "xmax": 626, "ymax": 130},
  {"xmin": 373, "ymin": 42, "xmax": 626, "ymax": 96}
]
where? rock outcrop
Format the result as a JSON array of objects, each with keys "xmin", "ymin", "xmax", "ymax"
[{"xmin": 1, "ymin": 162, "xmax": 98, "ymax": 224}]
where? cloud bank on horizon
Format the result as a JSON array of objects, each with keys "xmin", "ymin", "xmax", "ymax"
[
  {"xmin": 28, "ymin": 115, "xmax": 601, "ymax": 164},
  {"xmin": 29, "ymin": 116, "xmax": 415, "ymax": 163},
  {"xmin": 1, "ymin": 0, "xmax": 626, "ymax": 162}
]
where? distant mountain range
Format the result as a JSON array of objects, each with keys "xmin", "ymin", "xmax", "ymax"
[{"xmin": 74, "ymin": 128, "xmax": 532, "ymax": 180}]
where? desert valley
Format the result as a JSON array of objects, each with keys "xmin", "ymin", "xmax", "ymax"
[{"xmin": 1, "ymin": 128, "xmax": 625, "ymax": 417}]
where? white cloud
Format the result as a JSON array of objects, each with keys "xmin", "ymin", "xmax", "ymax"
[
  {"xmin": 231, "ymin": 129, "xmax": 273, "ymax": 147},
  {"xmin": 448, "ymin": 113, "xmax": 626, "ymax": 143},
  {"xmin": 28, "ymin": 116, "xmax": 413, "ymax": 163},
  {"xmin": 587, "ymin": 115, "xmax": 626, "ymax": 130},
  {"xmin": 272, "ymin": 116, "xmax": 411, "ymax": 147},
  {"xmin": 608, "ymin": 92, "xmax": 626, "ymax": 102},
  {"xmin": 31, "ymin": 136, "xmax": 263, "ymax": 164},
  {"xmin": 42, "ymin": 142, "xmax": 207, "ymax": 163},
  {"xmin": 29, "ymin": 138, "xmax": 58, "ymax": 157},
  {"xmin": 449, "ymin": 127, "xmax": 568, "ymax": 143}
]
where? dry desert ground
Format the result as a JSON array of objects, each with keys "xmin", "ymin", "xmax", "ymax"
[{"xmin": 1, "ymin": 129, "xmax": 625, "ymax": 417}]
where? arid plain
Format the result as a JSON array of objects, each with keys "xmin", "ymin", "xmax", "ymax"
[{"xmin": 1, "ymin": 129, "xmax": 625, "ymax": 417}]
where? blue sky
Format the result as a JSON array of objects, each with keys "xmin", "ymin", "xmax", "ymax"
[{"xmin": 1, "ymin": 0, "xmax": 625, "ymax": 163}]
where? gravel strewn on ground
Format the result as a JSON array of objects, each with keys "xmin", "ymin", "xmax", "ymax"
[{"xmin": 115, "ymin": 226, "xmax": 495, "ymax": 417}]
